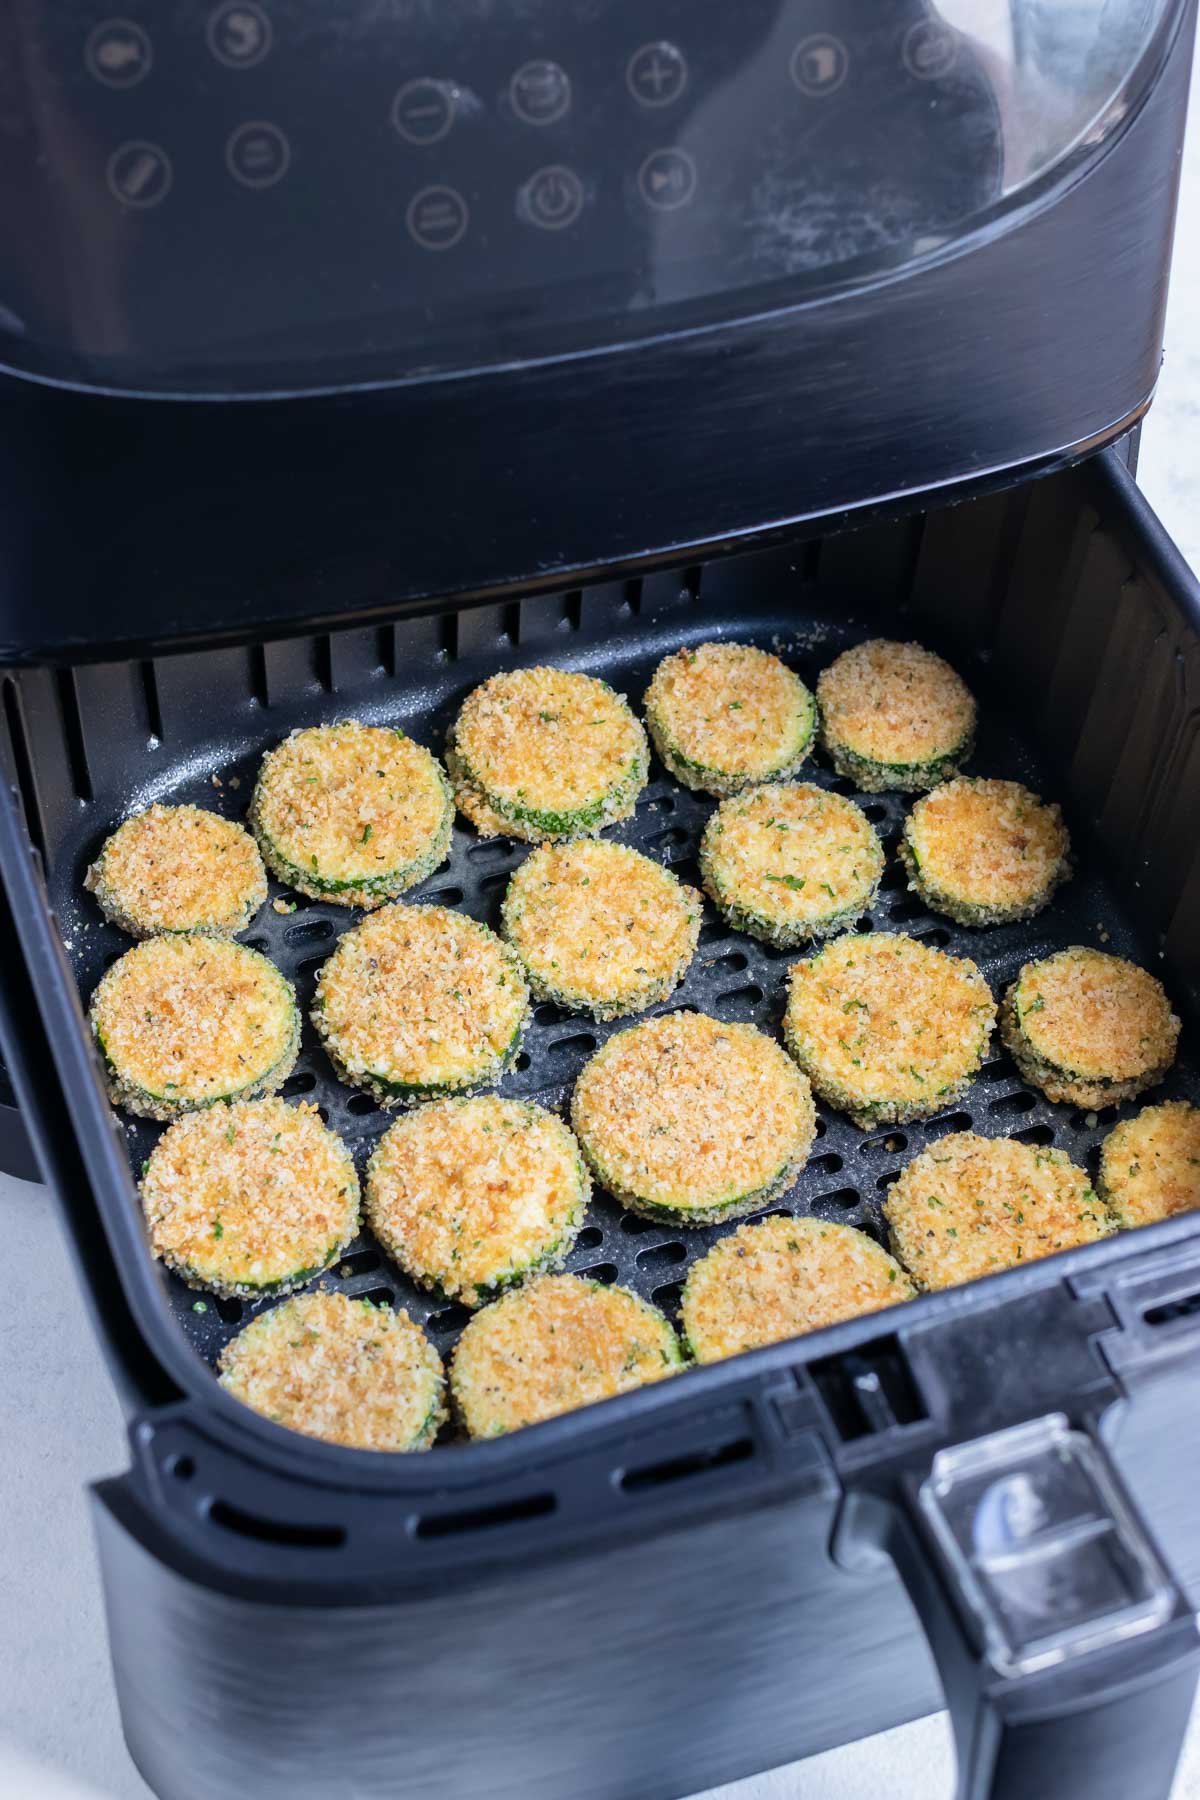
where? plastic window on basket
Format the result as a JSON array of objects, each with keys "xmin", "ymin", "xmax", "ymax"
[{"xmin": 918, "ymin": 1413, "xmax": 1174, "ymax": 1679}]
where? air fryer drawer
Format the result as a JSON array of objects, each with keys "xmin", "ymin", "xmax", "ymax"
[{"xmin": 2, "ymin": 448, "xmax": 1200, "ymax": 1800}]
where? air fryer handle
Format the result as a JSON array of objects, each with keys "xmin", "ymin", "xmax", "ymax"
[{"xmin": 848, "ymin": 1415, "xmax": 1200, "ymax": 1800}]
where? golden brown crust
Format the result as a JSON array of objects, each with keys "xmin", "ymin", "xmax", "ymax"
[
  {"xmin": 219, "ymin": 1291, "xmax": 446, "ymax": 1451},
  {"xmin": 571, "ymin": 1010, "xmax": 816, "ymax": 1223},
  {"xmin": 140, "ymin": 1098, "xmax": 360, "ymax": 1295},
  {"xmin": 643, "ymin": 642, "xmax": 815, "ymax": 794},
  {"xmin": 884, "ymin": 1132, "xmax": 1113, "ymax": 1289},
  {"xmin": 86, "ymin": 804, "xmax": 268, "ymax": 937},
  {"xmin": 1001, "ymin": 948, "xmax": 1180, "ymax": 1109},
  {"xmin": 448, "ymin": 667, "xmax": 648, "ymax": 841},
  {"xmin": 699, "ymin": 782, "xmax": 883, "ymax": 946},
  {"xmin": 501, "ymin": 840, "xmax": 700, "ymax": 1019},
  {"xmin": 366, "ymin": 1096, "xmax": 589, "ymax": 1305},
  {"xmin": 312, "ymin": 903, "xmax": 529, "ymax": 1105},
  {"xmin": 817, "ymin": 639, "xmax": 976, "ymax": 790},
  {"xmin": 783, "ymin": 932, "xmax": 995, "ymax": 1127},
  {"xmin": 1098, "ymin": 1102, "xmax": 1200, "ymax": 1228},
  {"xmin": 450, "ymin": 1273, "xmax": 682, "ymax": 1437},
  {"xmin": 902, "ymin": 778, "xmax": 1070, "ymax": 925},
  {"xmin": 681, "ymin": 1215, "xmax": 913, "ymax": 1363},
  {"xmin": 251, "ymin": 722, "xmax": 452, "ymax": 907},
  {"xmin": 89, "ymin": 935, "xmax": 299, "ymax": 1119}
]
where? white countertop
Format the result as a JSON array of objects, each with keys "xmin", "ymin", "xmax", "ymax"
[{"xmin": 6, "ymin": 52, "xmax": 1200, "ymax": 1800}]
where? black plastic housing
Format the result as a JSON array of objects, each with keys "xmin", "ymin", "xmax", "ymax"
[
  {"xmin": 4, "ymin": 449, "xmax": 1200, "ymax": 1799},
  {"xmin": 0, "ymin": 1, "xmax": 1193, "ymax": 667}
]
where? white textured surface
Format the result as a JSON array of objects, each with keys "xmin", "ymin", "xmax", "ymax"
[{"xmin": 5, "ymin": 55, "xmax": 1200, "ymax": 1800}]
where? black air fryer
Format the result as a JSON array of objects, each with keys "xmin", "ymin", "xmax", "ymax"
[{"xmin": 3, "ymin": 5, "xmax": 1200, "ymax": 1798}]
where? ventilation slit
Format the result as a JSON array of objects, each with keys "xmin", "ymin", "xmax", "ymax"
[
  {"xmin": 2, "ymin": 678, "xmax": 47, "ymax": 862},
  {"xmin": 1144, "ymin": 1291, "xmax": 1200, "ymax": 1329},
  {"xmin": 619, "ymin": 1436, "xmax": 753, "ymax": 1494},
  {"xmin": 140, "ymin": 661, "xmax": 164, "ymax": 740},
  {"xmin": 415, "ymin": 1493, "xmax": 555, "ymax": 1539},
  {"xmin": 208, "ymin": 1500, "xmax": 345, "ymax": 1549},
  {"xmin": 248, "ymin": 644, "xmax": 269, "ymax": 708},
  {"xmin": 55, "ymin": 669, "xmax": 92, "ymax": 800},
  {"xmin": 899, "ymin": 509, "xmax": 927, "ymax": 605}
]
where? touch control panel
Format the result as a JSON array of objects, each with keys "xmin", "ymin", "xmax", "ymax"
[{"xmin": 0, "ymin": 0, "xmax": 1021, "ymax": 387}]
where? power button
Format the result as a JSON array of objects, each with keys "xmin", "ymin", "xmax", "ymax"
[{"xmin": 518, "ymin": 165, "xmax": 584, "ymax": 231}]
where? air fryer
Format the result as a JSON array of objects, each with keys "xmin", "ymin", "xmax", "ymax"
[{"xmin": 1, "ymin": 6, "xmax": 1199, "ymax": 1800}]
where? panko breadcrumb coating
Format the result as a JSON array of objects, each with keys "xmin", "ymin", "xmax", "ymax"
[
  {"xmin": 312, "ymin": 903, "xmax": 529, "ymax": 1107},
  {"xmin": 817, "ymin": 639, "xmax": 976, "ymax": 792},
  {"xmin": 681, "ymin": 1215, "xmax": 914, "ymax": 1363},
  {"xmin": 219, "ymin": 1291, "xmax": 446, "ymax": 1451},
  {"xmin": 86, "ymin": 804, "xmax": 268, "ymax": 938},
  {"xmin": 1001, "ymin": 948, "xmax": 1179, "ymax": 1109},
  {"xmin": 643, "ymin": 642, "xmax": 816, "ymax": 795},
  {"xmin": 251, "ymin": 721, "xmax": 452, "ymax": 908},
  {"xmin": 140, "ymin": 1098, "xmax": 359, "ymax": 1296},
  {"xmin": 884, "ymin": 1131, "xmax": 1114, "ymax": 1289},
  {"xmin": 90, "ymin": 935, "xmax": 300, "ymax": 1120},
  {"xmin": 783, "ymin": 932, "xmax": 995, "ymax": 1127},
  {"xmin": 901, "ymin": 778, "xmax": 1070, "ymax": 926},
  {"xmin": 1098, "ymin": 1102, "xmax": 1200, "ymax": 1228},
  {"xmin": 571, "ymin": 1010, "xmax": 817, "ymax": 1225},
  {"xmin": 366, "ymin": 1096, "xmax": 589, "ymax": 1306},
  {"xmin": 501, "ymin": 840, "xmax": 700, "ymax": 1020},
  {"xmin": 447, "ymin": 666, "xmax": 648, "ymax": 841},
  {"xmin": 450, "ymin": 1273, "xmax": 682, "ymax": 1438},
  {"xmin": 699, "ymin": 782, "xmax": 884, "ymax": 947}
]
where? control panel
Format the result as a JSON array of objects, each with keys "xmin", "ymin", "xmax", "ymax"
[{"xmin": 0, "ymin": 0, "xmax": 1002, "ymax": 388}]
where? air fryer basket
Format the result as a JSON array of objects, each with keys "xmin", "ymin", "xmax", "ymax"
[
  {"xmin": 4, "ymin": 448, "xmax": 1200, "ymax": 1800},
  {"xmin": 23, "ymin": 502, "xmax": 1200, "ymax": 1391}
]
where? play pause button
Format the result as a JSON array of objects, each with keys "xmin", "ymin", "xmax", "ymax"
[{"xmin": 637, "ymin": 147, "xmax": 697, "ymax": 212}]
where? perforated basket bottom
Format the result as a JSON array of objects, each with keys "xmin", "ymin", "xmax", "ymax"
[{"xmin": 55, "ymin": 591, "xmax": 1199, "ymax": 1430}]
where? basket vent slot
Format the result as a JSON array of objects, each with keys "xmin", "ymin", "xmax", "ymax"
[
  {"xmin": 415, "ymin": 1492, "xmax": 555, "ymax": 1539},
  {"xmin": 284, "ymin": 917, "xmax": 335, "ymax": 946},
  {"xmin": 576, "ymin": 1261, "xmax": 618, "ymax": 1284},
  {"xmin": 336, "ymin": 1250, "xmax": 381, "ymax": 1279},
  {"xmin": 1143, "ymin": 1291, "xmax": 1200, "ymax": 1329},
  {"xmin": 209, "ymin": 1500, "xmax": 345, "ymax": 1549},
  {"xmin": 619, "ymin": 1435, "xmax": 754, "ymax": 1494},
  {"xmin": 248, "ymin": 643, "xmax": 269, "ymax": 708},
  {"xmin": 2, "ymin": 678, "xmax": 46, "ymax": 862},
  {"xmin": 635, "ymin": 1241, "xmax": 687, "ymax": 1274},
  {"xmin": 426, "ymin": 1301, "xmax": 472, "ymax": 1334},
  {"xmin": 139, "ymin": 660, "xmax": 164, "ymax": 740},
  {"xmin": 55, "ymin": 668, "xmax": 93, "ymax": 800}
]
